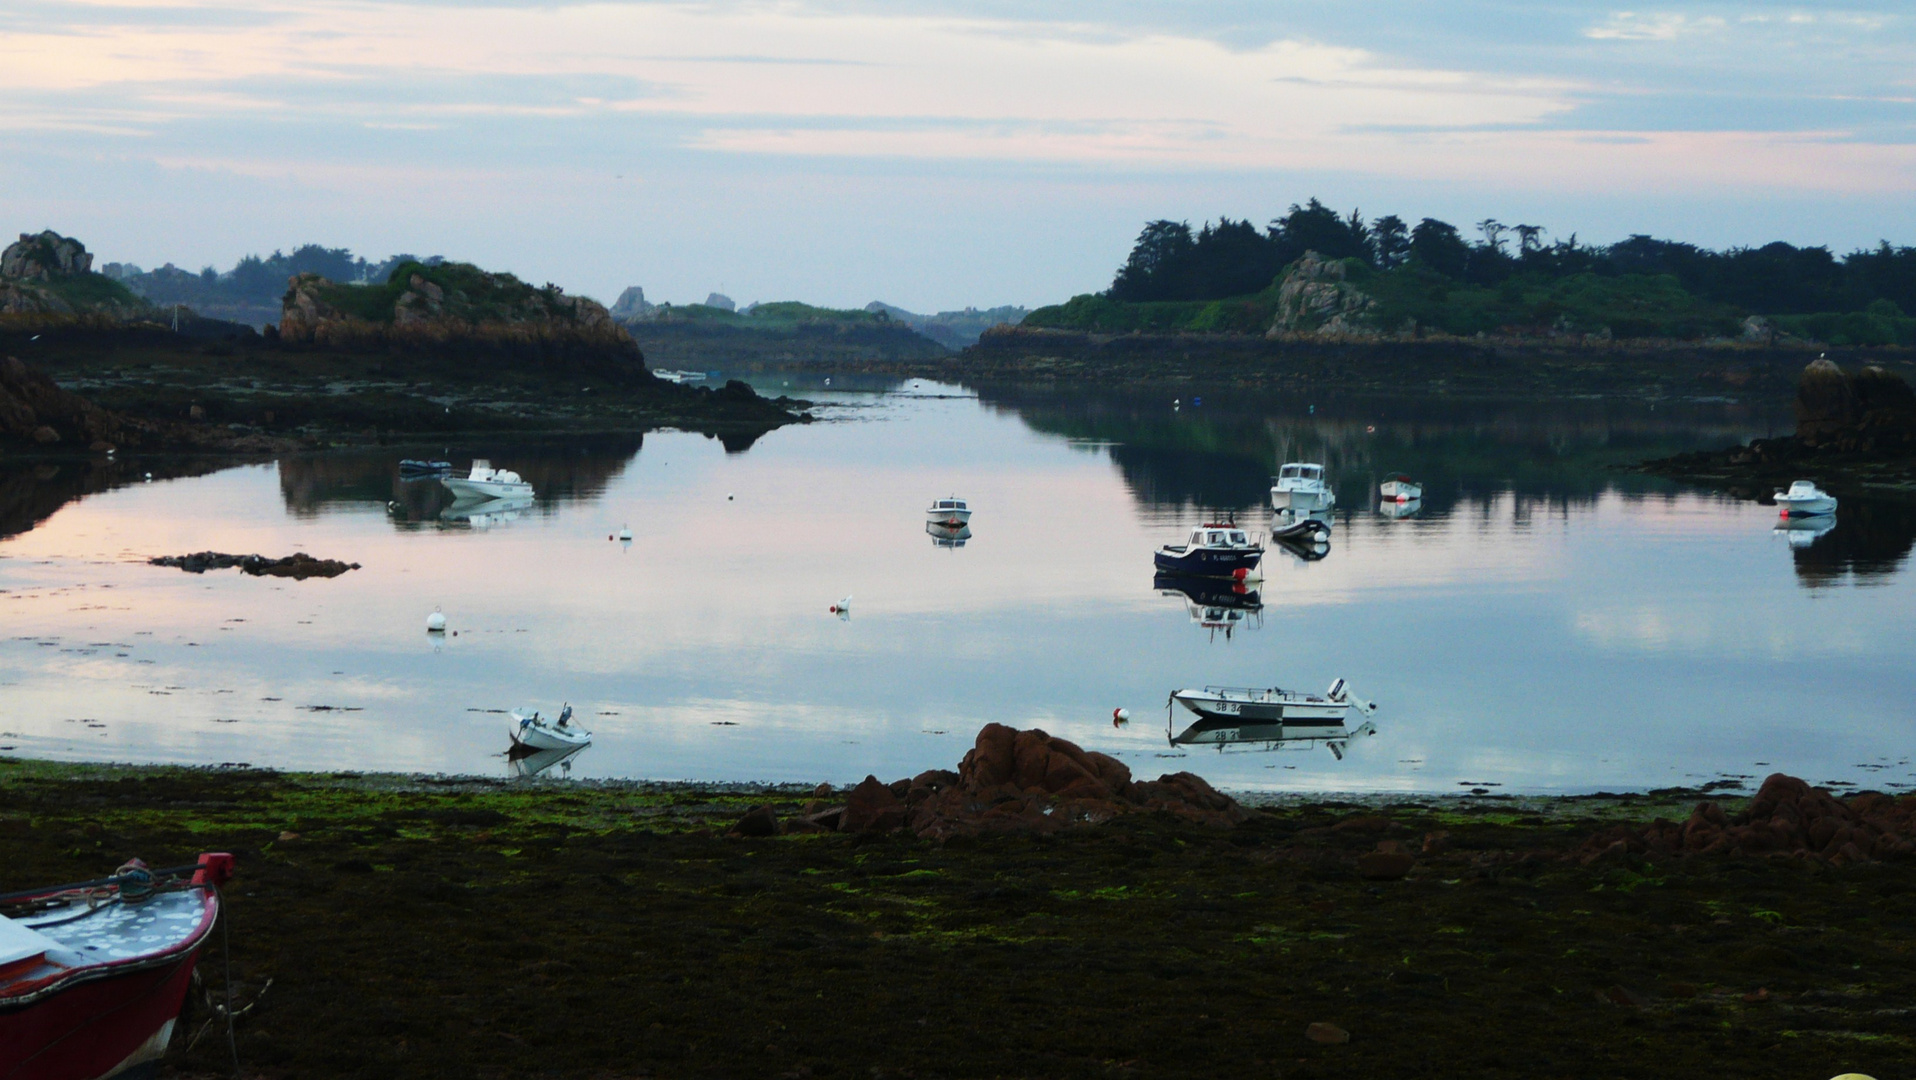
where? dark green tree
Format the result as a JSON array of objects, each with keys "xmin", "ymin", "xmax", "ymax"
[
  {"xmin": 1409, "ymin": 218, "xmax": 1470, "ymax": 278},
  {"xmin": 1371, "ymin": 215, "xmax": 1411, "ymax": 268}
]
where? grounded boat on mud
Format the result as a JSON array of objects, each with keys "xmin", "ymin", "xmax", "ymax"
[
  {"xmin": 0, "ymin": 853, "xmax": 234, "ymax": 1080},
  {"xmin": 1154, "ymin": 523, "xmax": 1263, "ymax": 579},
  {"xmin": 510, "ymin": 704, "xmax": 591, "ymax": 752}
]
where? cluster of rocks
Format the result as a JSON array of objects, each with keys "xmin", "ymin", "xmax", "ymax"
[
  {"xmin": 1577, "ymin": 773, "xmax": 1916, "ymax": 867},
  {"xmin": 1266, "ymin": 251, "xmax": 1381, "ymax": 340},
  {"xmin": 731, "ymin": 723, "xmax": 1248, "ymax": 840},
  {"xmin": 149, "ymin": 551, "xmax": 360, "ymax": 579},
  {"xmin": 0, "ymin": 355, "xmax": 135, "ymax": 450},
  {"xmin": 277, "ymin": 269, "xmax": 641, "ymax": 367},
  {"xmin": 1791, "ymin": 355, "xmax": 1916, "ymax": 453},
  {"xmin": 0, "ymin": 231, "xmax": 149, "ymax": 320}
]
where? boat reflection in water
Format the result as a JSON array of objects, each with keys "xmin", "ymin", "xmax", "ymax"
[
  {"xmin": 1773, "ymin": 515, "xmax": 1837, "ymax": 550},
  {"xmin": 439, "ymin": 494, "xmax": 535, "ymax": 529},
  {"xmin": 926, "ymin": 521, "xmax": 972, "ymax": 548},
  {"xmin": 1155, "ymin": 573, "xmax": 1262, "ymax": 641},
  {"xmin": 1270, "ymin": 507, "xmax": 1333, "ymax": 561},
  {"xmin": 507, "ymin": 742, "xmax": 587, "ymax": 779},
  {"xmin": 1168, "ymin": 714, "xmax": 1377, "ymax": 760},
  {"xmin": 1377, "ymin": 497, "xmax": 1423, "ymax": 520}
]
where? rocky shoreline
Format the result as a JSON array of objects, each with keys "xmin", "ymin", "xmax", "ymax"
[
  {"xmin": 1640, "ymin": 355, "xmax": 1916, "ymax": 498},
  {"xmin": 2, "ymin": 725, "xmax": 1913, "ymax": 1079}
]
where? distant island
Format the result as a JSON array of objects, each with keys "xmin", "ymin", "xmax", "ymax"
[{"xmin": 1025, "ymin": 199, "xmax": 1916, "ymax": 346}]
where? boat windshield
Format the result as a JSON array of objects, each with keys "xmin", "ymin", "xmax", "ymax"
[{"xmin": 1229, "ymin": 531, "xmax": 1247, "ymax": 544}]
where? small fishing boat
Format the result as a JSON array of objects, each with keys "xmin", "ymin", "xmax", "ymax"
[
  {"xmin": 442, "ymin": 459, "xmax": 532, "ymax": 501},
  {"xmin": 1154, "ymin": 523, "xmax": 1263, "ymax": 579},
  {"xmin": 926, "ymin": 521, "xmax": 972, "ymax": 548},
  {"xmin": 509, "ymin": 704, "xmax": 591, "ymax": 752},
  {"xmin": 1169, "ymin": 678, "xmax": 1375, "ymax": 726},
  {"xmin": 0, "ymin": 853, "xmax": 234, "ymax": 1080},
  {"xmin": 1379, "ymin": 473, "xmax": 1422, "ymax": 502},
  {"xmin": 926, "ymin": 496, "xmax": 971, "ymax": 528},
  {"xmin": 1270, "ymin": 462, "xmax": 1335, "ymax": 513},
  {"xmin": 398, "ymin": 458, "xmax": 452, "ymax": 477},
  {"xmin": 1773, "ymin": 480, "xmax": 1837, "ymax": 518}
]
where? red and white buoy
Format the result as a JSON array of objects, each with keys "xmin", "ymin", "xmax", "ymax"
[{"xmin": 1112, "ymin": 707, "xmax": 1130, "ymax": 727}]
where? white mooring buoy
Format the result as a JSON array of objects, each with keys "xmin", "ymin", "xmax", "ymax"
[{"xmin": 426, "ymin": 607, "xmax": 447, "ymax": 633}]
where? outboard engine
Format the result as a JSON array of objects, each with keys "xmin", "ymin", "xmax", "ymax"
[{"xmin": 1326, "ymin": 677, "xmax": 1348, "ymax": 702}]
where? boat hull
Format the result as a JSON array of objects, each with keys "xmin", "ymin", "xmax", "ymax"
[
  {"xmin": 1171, "ymin": 688, "xmax": 1349, "ymax": 725},
  {"xmin": 443, "ymin": 477, "xmax": 533, "ymax": 501},
  {"xmin": 1153, "ymin": 547, "xmax": 1262, "ymax": 579},
  {"xmin": 1379, "ymin": 480, "xmax": 1422, "ymax": 502},
  {"xmin": 925, "ymin": 510, "xmax": 972, "ymax": 527},
  {"xmin": 1775, "ymin": 496, "xmax": 1836, "ymax": 517}
]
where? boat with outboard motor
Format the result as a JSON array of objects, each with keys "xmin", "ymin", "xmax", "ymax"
[
  {"xmin": 443, "ymin": 459, "xmax": 533, "ymax": 501},
  {"xmin": 0, "ymin": 853, "xmax": 234, "ymax": 1080},
  {"xmin": 509, "ymin": 703, "xmax": 591, "ymax": 752},
  {"xmin": 1271, "ymin": 462, "xmax": 1335, "ymax": 513},
  {"xmin": 1169, "ymin": 678, "xmax": 1375, "ymax": 726},
  {"xmin": 1773, "ymin": 479, "xmax": 1837, "ymax": 518},
  {"xmin": 1154, "ymin": 522, "xmax": 1263, "ymax": 579},
  {"xmin": 926, "ymin": 496, "xmax": 971, "ymax": 528}
]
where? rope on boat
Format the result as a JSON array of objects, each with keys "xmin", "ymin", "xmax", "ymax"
[{"xmin": 0, "ymin": 859, "xmax": 208, "ymax": 906}]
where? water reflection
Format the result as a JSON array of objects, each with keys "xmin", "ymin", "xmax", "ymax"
[
  {"xmin": 926, "ymin": 522, "xmax": 972, "ymax": 548},
  {"xmin": 1377, "ymin": 497, "xmax": 1423, "ymax": 520},
  {"xmin": 438, "ymin": 494, "xmax": 535, "ymax": 529},
  {"xmin": 508, "ymin": 743, "xmax": 587, "ymax": 779},
  {"xmin": 277, "ymin": 435, "xmax": 646, "ymax": 522},
  {"xmin": 1154, "ymin": 573, "xmax": 1262, "ymax": 642},
  {"xmin": 1784, "ymin": 499, "xmax": 1916, "ymax": 587},
  {"xmin": 0, "ymin": 456, "xmax": 241, "ymax": 541},
  {"xmin": 1169, "ymin": 715, "xmax": 1378, "ymax": 761}
]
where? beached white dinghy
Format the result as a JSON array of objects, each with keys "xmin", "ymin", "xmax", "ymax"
[{"xmin": 510, "ymin": 704, "xmax": 591, "ymax": 751}]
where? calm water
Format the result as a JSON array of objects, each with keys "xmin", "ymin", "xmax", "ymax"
[{"xmin": 2, "ymin": 375, "xmax": 1911, "ymax": 794}]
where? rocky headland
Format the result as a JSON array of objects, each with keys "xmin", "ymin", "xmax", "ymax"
[
  {"xmin": 0, "ymin": 232, "xmax": 807, "ymax": 447},
  {"xmin": 1641, "ymin": 356, "xmax": 1916, "ymax": 497}
]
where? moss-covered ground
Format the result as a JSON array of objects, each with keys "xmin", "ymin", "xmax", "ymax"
[{"xmin": 3, "ymin": 761, "xmax": 1912, "ymax": 1080}]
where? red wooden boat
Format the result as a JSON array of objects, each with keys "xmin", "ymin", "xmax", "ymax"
[{"xmin": 0, "ymin": 852, "xmax": 234, "ymax": 1080}]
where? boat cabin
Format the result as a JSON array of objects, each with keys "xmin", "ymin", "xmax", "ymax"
[
  {"xmin": 1184, "ymin": 525, "xmax": 1253, "ymax": 549},
  {"xmin": 1275, "ymin": 463, "xmax": 1324, "ymax": 484},
  {"xmin": 932, "ymin": 498, "xmax": 967, "ymax": 512}
]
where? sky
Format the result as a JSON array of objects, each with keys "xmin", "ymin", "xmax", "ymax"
[{"xmin": 3, "ymin": 0, "xmax": 1914, "ymax": 311}]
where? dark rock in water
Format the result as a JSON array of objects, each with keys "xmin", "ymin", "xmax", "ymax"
[
  {"xmin": 1793, "ymin": 357, "xmax": 1916, "ymax": 451},
  {"xmin": 730, "ymin": 805, "xmax": 780, "ymax": 838},
  {"xmin": 149, "ymin": 551, "xmax": 360, "ymax": 579},
  {"xmin": 1576, "ymin": 773, "xmax": 1916, "ymax": 865},
  {"xmin": 1795, "ymin": 355, "xmax": 1858, "ymax": 439}
]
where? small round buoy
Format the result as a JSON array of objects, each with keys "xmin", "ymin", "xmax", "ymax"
[
  {"xmin": 1232, "ymin": 567, "xmax": 1249, "ymax": 582},
  {"xmin": 727, "ymin": 493, "xmax": 735, "ymax": 501},
  {"xmin": 426, "ymin": 607, "xmax": 446, "ymax": 632},
  {"xmin": 1112, "ymin": 707, "xmax": 1130, "ymax": 728},
  {"xmin": 1366, "ymin": 425, "xmax": 1375, "ymax": 433}
]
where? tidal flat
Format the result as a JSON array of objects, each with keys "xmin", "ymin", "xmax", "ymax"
[{"xmin": 3, "ymin": 759, "xmax": 1912, "ymax": 1080}]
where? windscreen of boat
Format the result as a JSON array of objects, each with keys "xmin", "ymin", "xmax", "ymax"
[
  {"xmin": 1230, "ymin": 531, "xmax": 1247, "ymax": 544},
  {"xmin": 1206, "ymin": 531, "xmax": 1225, "ymax": 544}
]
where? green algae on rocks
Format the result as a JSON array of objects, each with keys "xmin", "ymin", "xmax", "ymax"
[{"xmin": 2, "ymin": 757, "xmax": 1912, "ymax": 1080}]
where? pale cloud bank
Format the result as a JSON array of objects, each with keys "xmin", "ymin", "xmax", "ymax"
[{"xmin": 1, "ymin": 0, "xmax": 1912, "ymax": 308}]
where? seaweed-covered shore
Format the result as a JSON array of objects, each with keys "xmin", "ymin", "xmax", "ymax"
[{"xmin": 3, "ymin": 756, "xmax": 1911, "ymax": 1080}]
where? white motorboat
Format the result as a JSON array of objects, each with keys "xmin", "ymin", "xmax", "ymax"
[
  {"xmin": 1169, "ymin": 678, "xmax": 1375, "ymax": 727},
  {"xmin": 1773, "ymin": 479, "xmax": 1837, "ymax": 518},
  {"xmin": 442, "ymin": 459, "xmax": 533, "ymax": 501},
  {"xmin": 927, "ymin": 496, "xmax": 972, "ymax": 527},
  {"xmin": 1379, "ymin": 473, "xmax": 1423, "ymax": 502},
  {"xmin": 1271, "ymin": 462, "xmax": 1336, "ymax": 513},
  {"xmin": 509, "ymin": 704, "xmax": 591, "ymax": 752}
]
